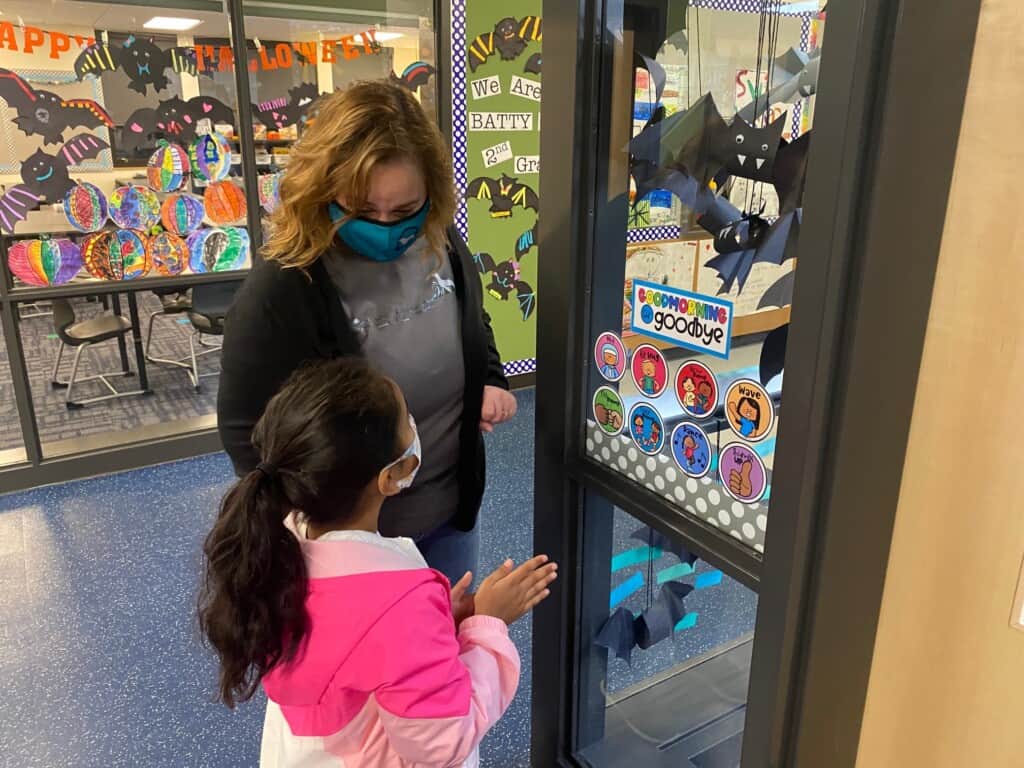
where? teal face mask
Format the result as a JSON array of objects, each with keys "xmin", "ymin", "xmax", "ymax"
[{"xmin": 329, "ymin": 200, "xmax": 430, "ymax": 262}]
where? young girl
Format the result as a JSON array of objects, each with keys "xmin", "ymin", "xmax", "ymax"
[{"xmin": 199, "ymin": 358, "xmax": 556, "ymax": 767}]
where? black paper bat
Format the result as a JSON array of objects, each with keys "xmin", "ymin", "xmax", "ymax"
[
  {"xmin": 121, "ymin": 95, "xmax": 236, "ymax": 152},
  {"xmin": 75, "ymin": 36, "xmax": 207, "ymax": 94},
  {"xmin": 759, "ymin": 323, "xmax": 788, "ymax": 387},
  {"xmin": 0, "ymin": 68, "xmax": 114, "ymax": 146},
  {"xmin": 758, "ymin": 270, "xmax": 795, "ymax": 310},
  {"xmin": 474, "ymin": 251, "xmax": 535, "ymax": 320},
  {"xmin": 595, "ymin": 581, "xmax": 696, "ymax": 660},
  {"xmin": 252, "ymin": 82, "xmax": 318, "ymax": 132},
  {"xmin": 392, "ymin": 61, "xmax": 436, "ymax": 92},
  {"xmin": 515, "ymin": 221, "xmax": 538, "ymax": 258},
  {"xmin": 0, "ymin": 185, "xmax": 42, "ymax": 235},
  {"xmin": 468, "ymin": 16, "xmax": 542, "ymax": 72},
  {"xmin": 19, "ymin": 133, "xmax": 108, "ymax": 203},
  {"xmin": 523, "ymin": 53, "xmax": 542, "ymax": 75},
  {"xmin": 467, "ymin": 174, "xmax": 539, "ymax": 218}
]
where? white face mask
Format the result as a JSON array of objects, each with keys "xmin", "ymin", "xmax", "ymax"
[{"xmin": 382, "ymin": 415, "xmax": 421, "ymax": 492}]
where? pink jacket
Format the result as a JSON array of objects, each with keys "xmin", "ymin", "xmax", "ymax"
[{"xmin": 259, "ymin": 526, "xmax": 520, "ymax": 767}]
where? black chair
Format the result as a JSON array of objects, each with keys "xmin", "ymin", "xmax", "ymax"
[
  {"xmin": 50, "ymin": 298, "xmax": 144, "ymax": 409},
  {"xmin": 183, "ymin": 281, "xmax": 239, "ymax": 391}
]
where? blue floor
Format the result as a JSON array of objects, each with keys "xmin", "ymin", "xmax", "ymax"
[{"xmin": 0, "ymin": 393, "xmax": 536, "ymax": 768}]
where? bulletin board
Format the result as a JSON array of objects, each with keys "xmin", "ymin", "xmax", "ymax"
[{"xmin": 453, "ymin": 0, "xmax": 542, "ymax": 378}]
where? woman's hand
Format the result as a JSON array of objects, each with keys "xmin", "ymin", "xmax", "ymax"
[
  {"xmin": 474, "ymin": 555, "xmax": 558, "ymax": 625},
  {"xmin": 480, "ymin": 385, "xmax": 517, "ymax": 433},
  {"xmin": 450, "ymin": 570, "xmax": 476, "ymax": 627}
]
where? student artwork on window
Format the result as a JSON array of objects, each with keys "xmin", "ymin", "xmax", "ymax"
[
  {"xmin": 160, "ymin": 193, "xmax": 205, "ymax": 235},
  {"xmin": 204, "ymin": 181, "xmax": 247, "ymax": 226},
  {"xmin": 189, "ymin": 132, "xmax": 233, "ymax": 182},
  {"xmin": 467, "ymin": 16, "xmax": 542, "ymax": 73},
  {"xmin": 0, "ymin": 67, "xmax": 113, "ymax": 144},
  {"xmin": 121, "ymin": 96, "xmax": 235, "ymax": 153},
  {"xmin": 62, "ymin": 182, "xmax": 108, "ymax": 233},
  {"xmin": 251, "ymin": 83, "xmax": 318, "ymax": 132},
  {"xmin": 17, "ymin": 133, "xmax": 109, "ymax": 203},
  {"xmin": 146, "ymin": 142, "xmax": 190, "ymax": 192},
  {"xmin": 108, "ymin": 185, "xmax": 160, "ymax": 230},
  {"xmin": 7, "ymin": 237, "xmax": 81, "ymax": 286},
  {"xmin": 82, "ymin": 229, "xmax": 150, "ymax": 280},
  {"xmin": 146, "ymin": 231, "xmax": 188, "ymax": 277},
  {"xmin": 187, "ymin": 227, "xmax": 249, "ymax": 273},
  {"xmin": 75, "ymin": 36, "xmax": 206, "ymax": 94}
]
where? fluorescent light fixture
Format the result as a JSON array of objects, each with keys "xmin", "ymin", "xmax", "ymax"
[
  {"xmin": 143, "ymin": 16, "xmax": 202, "ymax": 31},
  {"xmin": 353, "ymin": 32, "xmax": 403, "ymax": 44}
]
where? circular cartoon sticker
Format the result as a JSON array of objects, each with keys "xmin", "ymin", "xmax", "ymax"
[
  {"xmin": 627, "ymin": 402, "xmax": 665, "ymax": 456},
  {"xmin": 592, "ymin": 386, "xmax": 625, "ymax": 436},
  {"xmin": 718, "ymin": 442, "xmax": 768, "ymax": 504},
  {"xmin": 671, "ymin": 422, "xmax": 712, "ymax": 479},
  {"xmin": 630, "ymin": 344, "xmax": 668, "ymax": 398},
  {"xmin": 675, "ymin": 360, "xmax": 719, "ymax": 418},
  {"xmin": 594, "ymin": 332, "xmax": 627, "ymax": 382},
  {"xmin": 724, "ymin": 378, "xmax": 775, "ymax": 443}
]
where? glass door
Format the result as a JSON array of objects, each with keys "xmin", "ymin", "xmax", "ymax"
[{"xmin": 531, "ymin": 1, "xmax": 880, "ymax": 765}]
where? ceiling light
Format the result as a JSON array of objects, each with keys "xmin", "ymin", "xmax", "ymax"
[
  {"xmin": 143, "ymin": 16, "xmax": 202, "ymax": 32},
  {"xmin": 353, "ymin": 32, "xmax": 403, "ymax": 44}
]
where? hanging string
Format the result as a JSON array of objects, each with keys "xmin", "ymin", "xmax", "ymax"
[{"xmin": 694, "ymin": 3, "xmax": 703, "ymax": 96}]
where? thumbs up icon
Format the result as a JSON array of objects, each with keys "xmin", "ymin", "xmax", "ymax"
[{"xmin": 729, "ymin": 460, "xmax": 753, "ymax": 499}]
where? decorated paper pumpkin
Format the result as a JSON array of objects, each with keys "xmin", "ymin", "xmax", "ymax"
[
  {"xmin": 258, "ymin": 172, "xmax": 281, "ymax": 213},
  {"xmin": 81, "ymin": 232, "xmax": 114, "ymax": 279},
  {"xmin": 146, "ymin": 142, "xmax": 190, "ymax": 192},
  {"xmin": 62, "ymin": 182, "xmax": 108, "ymax": 233},
  {"xmin": 189, "ymin": 131, "xmax": 232, "ymax": 182},
  {"xmin": 109, "ymin": 185, "xmax": 160, "ymax": 230},
  {"xmin": 160, "ymin": 193, "xmax": 205, "ymax": 235},
  {"xmin": 7, "ymin": 237, "xmax": 82, "ymax": 286},
  {"xmin": 146, "ymin": 231, "xmax": 188, "ymax": 276},
  {"xmin": 204, "ymin": 180, "xmax": 247, "ymax": 225},
  {"xmin": 187, "ymin": 226, "xmax": 249, "ymax": 273},
  {"xmin": 107, "ymin": 229, "xmax": 151, "ymax": 279}
]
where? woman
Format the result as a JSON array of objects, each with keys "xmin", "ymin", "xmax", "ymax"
[{"xmin": 216, "ymin": 81, "xmax": 517, "ymax": 584}]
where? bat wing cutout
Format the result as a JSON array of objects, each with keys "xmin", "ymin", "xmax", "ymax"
[
  {"xmin": 0, "ymin": 185, "xmax": 41, "ymax": 234},
  {"xmin": 74, "ymin": 43, "xmax": 121, "ymax": 80},
  {"xmin": 595, "ymin": 607, "xmax": 636, "ymax": 663},
  {"xmin": 759, "ymin": 323, "xmax": 788, "ymax": 387},
  {"xmin": 515, "ymin": 221, "xmax": 538, "ymax": 258},
  {"xmin": 630, "ymin": 525, "xmax": 700, "ymax": 567},
  {"xmin": 524, "ymin": 53, "xmax": 542, "ymax": 74},
  {"xmin": 516, "ymin": 282, "xmax": 536, "ymax": 320},
  {"xmin": 758, "ymin": 270, "xmax": 795, "ymax": 311}
]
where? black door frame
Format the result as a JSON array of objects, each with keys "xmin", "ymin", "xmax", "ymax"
[{"xmin": 531, "ymin": 0, "xmax": 983, "ymax": 766}]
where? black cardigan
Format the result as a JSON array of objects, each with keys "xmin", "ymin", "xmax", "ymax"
[{"xmin": 216, "ymin": 227, "xmax": 508, "ymax": 531}]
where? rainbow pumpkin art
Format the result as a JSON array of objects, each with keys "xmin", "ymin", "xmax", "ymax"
[
  {"xmin": 189, "ymin": 131, "xmax": 232, "ymax": 182},
  {"xmin": 146, "ymin": 231, "xmax": 189, "ymax": 276},
  {"xmin": 187, "ymin": 226, "xmax": 249, "ymax": 273},
  {"xmin": 83, "ymin": 230, "xmax": 150, "ymax": 280},
  {"xmin": 7, "ymin": 237, "xmax": 82, "ymax": 286},
  {"xmin": 203, "ymin": 180, "xmax": 247, "ymax": 225},
  {"xmin": 109, "ymin": 185, "xmax": 161, "ymax": 230},
  {"xmin": 160, "ymin": 193, "xmax": 205, "ymax": 235},
  {"xmin": 62, "ymin": 182, "xmax": 108, "ymax": 232},
  {"xmin": 258, "ymin": 172, "xmax": 281, "ymax": 213},
  {"xmin": 81, "ymin": 231, "xmax": 114, "ymax": 279},
  {"xmin": 146, "ymin": 142, "xmax": 190, "ymax": 193}
]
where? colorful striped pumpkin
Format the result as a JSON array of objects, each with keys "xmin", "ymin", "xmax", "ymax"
[
  {"xmin": 160, "ymin": 193, "xmax": 205, "ymax": 235},
  {"xmin": 62, "ymin": 182, "xmax": 108, "ymax": 233},
  {"xmin": 204, "ymin": 180, "xmax": 247, "ymax": 225},
  {"xmin": 109, "ymin": 185, "xmax": 160, "ymax": 230},
  {"xmin": 146, "ymin": 142, "xmax": 190, "ymax": 192},
  {"xmin": 7, "ymin": 237, "xmax": 82, "ymax": 286},
  {"xmin": 146, "ymin": 231, "xmax": 188, "ymax": 276}
]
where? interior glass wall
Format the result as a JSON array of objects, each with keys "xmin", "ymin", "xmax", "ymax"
[{"xmin": 0, "ymin": 0, "xmax": 436, "ymax": 465}]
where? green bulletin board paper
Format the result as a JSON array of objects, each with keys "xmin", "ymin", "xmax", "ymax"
[{"xmin": 463, "ymin": 3, "xmax": 541, "ymax": 371}]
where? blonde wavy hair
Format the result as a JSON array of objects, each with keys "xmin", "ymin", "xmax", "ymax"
[{"xmin": 263, "ymin": 80, "xmax": 456, "ymax": 270}]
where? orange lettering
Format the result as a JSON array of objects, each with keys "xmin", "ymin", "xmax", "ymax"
[
  {"xmin": 0, "ymin": 22, "xmax": 17, "ymax": 51},
  {"xmin": 23, "ymin": 26, "xmax": 44, "ymax": 54},
  {"xmin": 293, "ymin": 40, "xmax": 317, "ymax": 65},
  {"xmin": 194, "ymin": 44, "xmax": 214, "ymax": 71},
  {"xmin": 321, "ymin": 39, "xmax": 336, "ymax": 63},
  {"xmin": 339, "ymin": 34, "xmax": 359, "ymax": 60},
  {"xmin": 274, "ymin": 42, "xmax": 292, "ymax": 69},
  {"xmin": 218, "ymin": 45, "xmax": 234, "ymax": 71},
  {"xmin": 49, "ymin": 31, "xmax": 70, "ymax": 59},
  {"xmin": 361, "ymin": 29, "xmax": 377, "ymax": 54},
  {"xmin": 258, "ymin": 46, "xmax": 277, "ymax": 70}
]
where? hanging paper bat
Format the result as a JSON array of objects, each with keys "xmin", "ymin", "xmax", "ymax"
[
  {"xmin": 121, "ymin": 95, "xmax": 236, "ymax": 152},
  {"xmin": 595, "ymin": 581, "xmax": 696, "ymax": 660},
  {"xmin": 523, "ymin": 53, "xmax": 542, "ymax": 75},
  {"xmin": 736, "ymin": 47, "xmax": 821, "ymax": 125},
  {"xmin": 0, "ymin": 69, "xmax": 114, "ymax": 146},
  {"xmin": 0, "ymin": 185, "xmax": 42, "ymax": 235},
  {"xmin": 392, "ymin": 61, "xmax": 436, "ymax": 92},
  {"xmin": 252, "ymin": 83, "xmax": 318, "ymax": 132},
  {"xmin": 629, "ymin": 526, "xmax": 699, "ymax": 567},
  {"xmin": 75, "ymin": 36, "xmax": 208, "ymax": 95},
  {"xmin": 467, "ymin": 16, "xmax": 542, "ymax": 72},
  {"xmin": 514, "ymin": 220, "xmax": 538, "ymax": 258},
  {"xmin": 474, "ymin": 251, "xmax": 535, "ymax": 320},
  {"xmin": 466, "ymin": 174, "xmax": 539, "ymax": 218},
  {"xmin": 19, "ymin": 133, "xmax": 109, "ymax": 203},
  {"xmin": 759, "ymin": 323, "xmax": 788, "ymax": 387}
]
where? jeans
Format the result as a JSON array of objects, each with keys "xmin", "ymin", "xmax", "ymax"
[{"xmin": 416, "ymin": 519, "xmax": 480, "ymax": 587}]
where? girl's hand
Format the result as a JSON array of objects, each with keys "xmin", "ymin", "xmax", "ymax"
[
  {"xmin": 480, "ymin": 386, "xmax": 517, "ymax": 433},
  {"xmin": 474, "ymin": 555, "xmax": 558, "ymax": 625},
  {"xmin": 450, "ymin": 570, "xmax": 475, "ymax": 627}
]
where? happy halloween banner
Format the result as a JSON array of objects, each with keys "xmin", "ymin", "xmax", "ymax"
[{"xmin": 0, "ymin": 21, "xmax": 381, "ymax": 71}]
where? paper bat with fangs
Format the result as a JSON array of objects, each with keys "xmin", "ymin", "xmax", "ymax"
[
  {"xmin": 121, "ymin": 95, "xmax": 236, "ymax": 152},
  {"xmin": 252, "ymin": 82, "xmax": 318, "ymax": 132},
  {"xmin": 474, "ymin": 251, "xmax": 535, "ymax": 320},
  {"xmin": 0, "ymin": 133, "xmax": 108, "ymax": 233},
  {"xmin": 466, "ymin": 174, "xmax": 539, "ymax": 218},
  {"xmin": 75, "ymin": 36, "xmax": 210, "ymax": 95},
  {"xmin": 0, "ymin": 68, "xmax": 114, "ymax": 146}
]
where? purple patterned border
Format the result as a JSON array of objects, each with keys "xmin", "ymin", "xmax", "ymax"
[
  {"xmin": 451, "ymin": 0, "xmax": 469, "ymax": 240},
  {"xmin": 504, "ymin": 358, "xmax": 537, "ymax": 377},
  {"xmin": 690, "ymin": 0, "xmax": 816, "ymax": 16},
  {"xmin": 627, "ymin": 225, "xmax": 682, "ymax": 244}
]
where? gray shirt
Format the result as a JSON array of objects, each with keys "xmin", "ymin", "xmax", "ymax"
[{"xmin": 324, "ymin": 238, "xmax": 465, "ymax": 538}]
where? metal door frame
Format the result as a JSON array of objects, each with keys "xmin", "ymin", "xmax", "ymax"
[{"xmin": 531, "ymin": 0, "xmax": 983, "ymax": 765}]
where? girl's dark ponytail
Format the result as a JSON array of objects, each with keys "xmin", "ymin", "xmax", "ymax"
[
  {"xmin": 198, "ymin": 467, "xmax": 308, "ymax": 708},
  {"xmin": 197, "ymin": 357, "xmax": 403, "ymax": 708}
]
